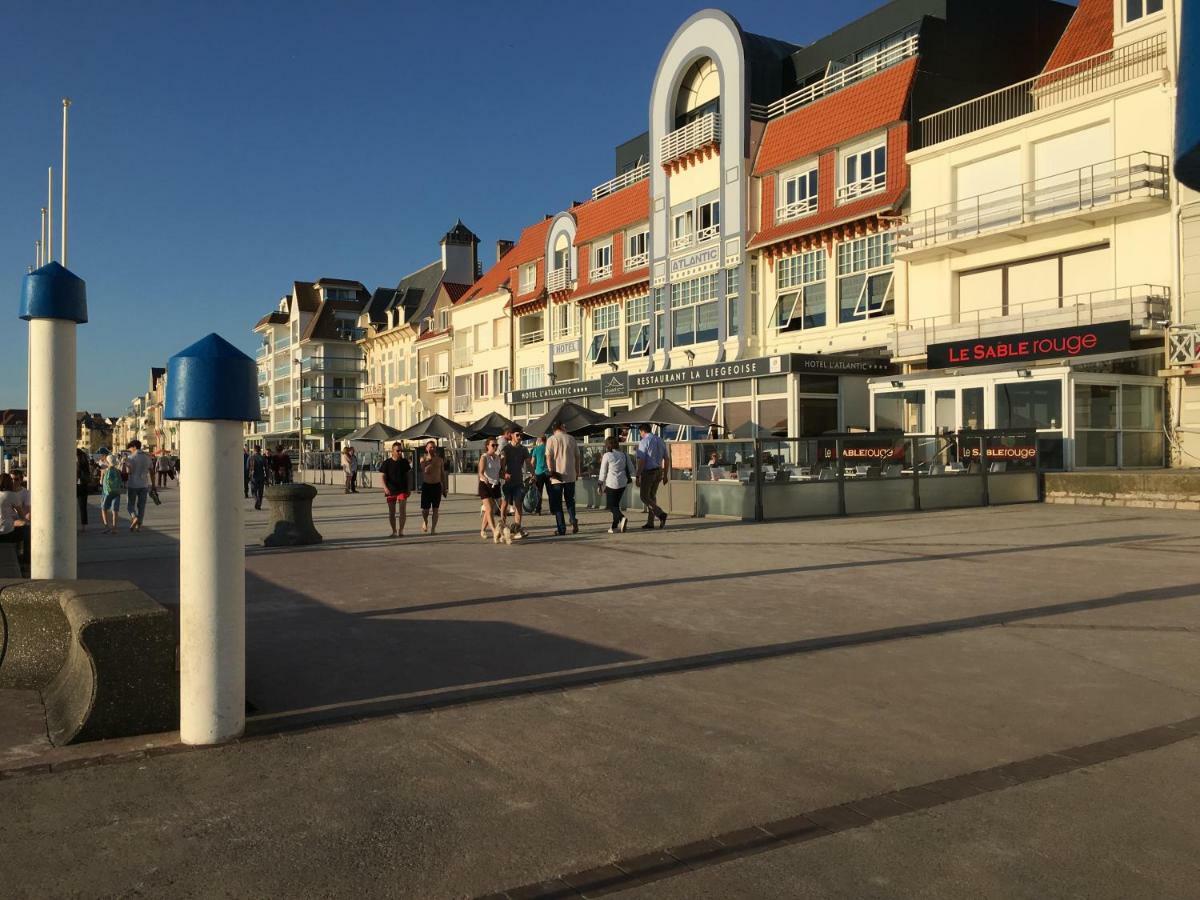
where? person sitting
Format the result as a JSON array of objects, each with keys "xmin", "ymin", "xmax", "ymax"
[{"xmin": 707, "ymin": 451, "xmax": 726, "ymax": 481}]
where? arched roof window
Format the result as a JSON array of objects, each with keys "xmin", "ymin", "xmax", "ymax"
[{"xmin": 674, "ymin": 57, "xmax": 720, "ymax": 128}]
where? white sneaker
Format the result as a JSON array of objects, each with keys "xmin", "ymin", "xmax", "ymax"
[
  {"xmin": 618, "ymin": 517, "xmax": 628, "ymax": 533},
  {"xmin": 607, "ymin": 527, "xmax": 616, "ymax": 534}
]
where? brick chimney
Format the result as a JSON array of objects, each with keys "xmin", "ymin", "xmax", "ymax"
[{"xmin": 496, "ymin": 239, "xmax": 515, "ymax": 263}]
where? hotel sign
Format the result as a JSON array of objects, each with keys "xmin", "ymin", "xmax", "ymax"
[
  {"xmin": 927, "ymin": 322, "xmax": 1131, "ymax": 370},
  {"xmin": 510, "ymin": 379, "xmax": 601, "ymax": 404},
  {"xmin": 669, "ymin": 244, "xmax": 721, "ymax": 281},
  {"xmin": 551, "ymin": 338, "xmax": 581, "ymax": 357}
]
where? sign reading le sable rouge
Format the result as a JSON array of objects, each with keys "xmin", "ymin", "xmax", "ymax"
[{"xmin": 927, "ymin": 322, "xmax": 1131, "ymax": 370}]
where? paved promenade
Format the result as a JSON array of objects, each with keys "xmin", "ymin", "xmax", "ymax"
[{"xmin": 2, "ymin": 484, "xmax": 1200, "ymax": 897}]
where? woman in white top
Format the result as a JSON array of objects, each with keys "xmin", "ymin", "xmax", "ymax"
[
  {"xmin": 0, "ymin": 472, "xmax": 29, "ymax": 564},
  {"xmin": 598, "ymin": 437, "xmax": 634, "ymax": 534},
  {"xmin": 477, "ymin": 439, "xmax": 506, "ymax": 544}
]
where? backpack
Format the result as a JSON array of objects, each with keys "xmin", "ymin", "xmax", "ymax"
[{"xmin": 102, "ymin": 466, "xmax": 123, "ymax": 495}]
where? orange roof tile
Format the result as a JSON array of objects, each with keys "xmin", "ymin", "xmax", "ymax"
[
  {"xmin": 459, "ymin": 218, "xmax": 551, "ymax": 305},
  {"xmin": 753, "ymin": 57, "xmax": 918, "ymax": 176},
  {"xmin": 573, "ymin": 179, "xmax": 650, "ymax": 245},
  {"xmin": 1042, "ymin": 0, "xmax": 1113, "ymax": 73},
  {"xmin": 444, "ymin": 282, "xmax": 472, "ymax": 303}
]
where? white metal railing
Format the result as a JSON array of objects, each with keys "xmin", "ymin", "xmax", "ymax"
[
  {"xmin": 625, "ymin": 251, "xmax": 648, "ymax": 270},
  {"xmin": 671, "ymin": 234, "xmax": 694, "ymax": 253},
  {"xmin": 453, "ymin": 394, "xmax": 471, "ymax": 414},
  {"xmin": 589, "ymin": 264, "xmax": 613, "ymax": 281},
  {"xmin": 758, "ymin": 35, "xmax": 920, "ymax": 120},
  {"xmin": 696, "ymin": 224, "xmax": 720, "ymax": 244},
  {"xmin": 452, "ymin": 346, "xmax": 473, "ymax": 367},
  {"xmin": 592, "ymin": 162, "xmax": 650, "ymax": 200},
  {"xmin": 898, "ymin": 152, "xmax": 1169, "ymax": 251},
  {"xmin": 660, "ymin": 113, "xmax": 719, "ymax": 166},
  {"xmin": 891, "ymin": 284, "xmax": 1170, "ymax": 358},
  {"xmin": 425, "ymin": 373, "xmax": 449, "ymax": 392},
  {"xmin": 519, "ymin": 329, "xmax": 544, "ymax": 347},
  {"xmin": 919, "ymin": 35, "xmax": 1166, "ymax": 148},
  {"xmin": 546, "ymin": 268, "xmax": 571, "ymax": 293},
  {"xmin": 1168, "ymin": 325, "xmax": 1200, "ymax": 367},
  {"xmin": 776, "ymin": 198, "xmax": 818, "ymax": 223},
  {"xmin": 836, "ymin": 173, "xmax": 887, "ymax": 203}
]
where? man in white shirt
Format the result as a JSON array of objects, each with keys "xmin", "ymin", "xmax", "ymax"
[
  {"xmin": 544, "ymin": 420, "xmax": 582, "ymax": 536},
  {"xmin": 122, "ymin": 440, "xmax": 154, "ymax": 531}
]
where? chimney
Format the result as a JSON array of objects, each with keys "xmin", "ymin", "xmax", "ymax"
[
  {"xmin": 495, "ymin": 239, "xmax": 515, "ymax": 263},
  {"xmin": 440, "ymin": 219, "xmax": 480, "ymax": 285}
]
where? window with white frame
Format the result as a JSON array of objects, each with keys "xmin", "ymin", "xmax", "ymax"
[
  {"xmin": 654, "ymin": 288, "xmax": 667, "ymax": 350},
  {"xmin": 437, "ymin": 308, "xmax": 450, "ymax": 331},
  {"xmin": 670, "ymin": 273, "xmax": 720, "ymax": 347},
  {"xmin": 697, "ymin": 199, "xmax": 720, "ymax": 243},
  {"xmin": 519, "ymin": 365, "xmax": 545, "ymax": 389},
  {"xmin": 836, "ymin": 233, "xmax": 894, "ymax": 323},
  {"xmin": 775, "ymin": 249, "xmax": 827, "ymax": 332},
  {"xmin": 494, "ymin": 367, "xmax": 510, "ymax": 396},
  {"xmin": 839, "ymin": 137, "xmax": 887, "ymax": 202},
  {"xmin": 626, "ymin": 229, "xmax": 649, "ymax": 269},
  {"xmin": 626, "ymin": 294, "xmax": 651, "ymax": 357},
  {"xmin": 1124, "ymin": 0, "xmax": 1163, "ymax": 23},
  {"xmin": 475, "ymin": 371, "xmax": 489, "ymax": 398},
  {"xmin": 589, "ymin": 304, "xmax": 621, "ymax": 364},
  {"xmin": 519, "ymin": 262, "xmax": 536, "ymax": 294},
  {"xmin": 726, "ymin": 268, "xmax": 740, "ymax": 337},
  {"xmin": 590, "ymin": 241, "xmax": 612, "ymax": 280},
  {"xmin": 672, "ymin": 209, "xmax": 695, "ymax": 251},
  {"xmin": 779, "ymin": 166, "xmax": 819, "ymax": 221},
  {"xmin": 551, "ymin": 301, "xmax": 576, "ymax": 339}
]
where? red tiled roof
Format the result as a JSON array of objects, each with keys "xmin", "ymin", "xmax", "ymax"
[
  {"xmin": 1042, "ymin": 0, "xmax": 1113, "ymax": 73},
  {"xmin": 443, "ymin": 282, "xmax": 472, "ymax": 303},
  {"xmin": 570, "ymin": 267, "xmax": 649, "ymax": 305},
  {"xmin": 753, "ymin": 57, "xmax": 918, "ymax": 176},
  {"xmin": 748, "ymin": 124, "xmax": 909, "ymax": 251},
  {"xmin": 464, "ymin": 218, "xmax": 551, "ymax": 308},
  {"xmin": 415, "ymin": 328, "xmax": 450, "ymax": 343},
  {"xmin": 458, "ymin": 250, "xmax": 514, "ymax": 305},
  {"xmin": 573, "ymin": 179, "xmax": 650, "ymax": 245}
]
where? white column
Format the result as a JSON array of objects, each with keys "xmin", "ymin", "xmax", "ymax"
[
  {"xmin": 28, "ymin": 319, "xmax": 76, "ymax": 580},
  {"xmin": 179, "ymin": 418, "xmax": 245, "ymax": 744}
]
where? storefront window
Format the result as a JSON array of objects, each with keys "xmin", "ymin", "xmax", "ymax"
[
  {"xmin": 875, "ymin": 390, "xmax": 925, "ymax": 432},
  {"xmin": 757, "ymin": 375, "xmax": 787, "ymax": 395},
  {"xmin": 934, "ymin": 390, "xmax": 955, "ymax": 432},
  {"xmin": 1121, "ymin": 384, "xmax": 1164, "ymax": 467},
  {"xmin": 664, "ymin": 386, "xmax": 688, "ymax": 404},
  {"xmin": 670, "ymin": 273, "xmax": 720, "ymax": 346},
  {"xmin": 995, "ymin": 380, "xmax": 1061, "ymax": 430},
  {"xmin": 797, "ymin": 375, "xmax": 839, "ymax": 395},
  {"xmin": 757, "ymin": 398, "xmax": 789, "ymax": 437},
  {"xmin": 724, "ymin": 401, "xmax": 753, "ymax": 437},
  {"xmin": 723, "ymin": 379, "xmax": 752, "ymax": 398},
  {"xmin": 1074, "ymin": 384, "xmax": 1119, "ymax": 467},
  {"xmin": 962, "ymin": 388, "xmax": 984, "ymax": 430}
]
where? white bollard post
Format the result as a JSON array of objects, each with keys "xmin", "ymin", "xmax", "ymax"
[
  {"xmin": 20, "ymin": 262, "xmax": 87, "ymax": 580},
  {"xmin": 165, "ymin": 333, "xmax": 260, "ymax": 745}
]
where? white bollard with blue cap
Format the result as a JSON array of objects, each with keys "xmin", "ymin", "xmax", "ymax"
[
  {"xmin": 165, "ymin": 333, "xmax": 260, "ymax": 744},
  {"xmin": 20, "ymin": 262, "xmax": 87, "ymax": 580}
]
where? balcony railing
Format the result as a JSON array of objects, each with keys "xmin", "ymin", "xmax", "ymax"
[
  {"xmin": 625, "ymin": 251, "xmax": 648, "ymax": 270},
  {"xmin": 551, "ymin": 323, "xmax": 580, "ymax": 341},
  {"xmin": 256, "ymin": 345, "xmax": 270, "ymax": 359},
  {"xmin": 757, "ymin": 34, "xmax": 920, "ymax": 120},
  {"xmin": 660, "ymin": 112, "xmax": 719, "ymax": 167},
  {"xmin": 273, "ymin": 393, "xmax": 291, "ymax": 406},
  {"xmin": 890, "ymin": 285, "xmax": 1170, "ymax": 359},
  {"xmin": 301, "ymin": 416, "xmax": 366, "ymax": 435},
  {"xmin": 696, "ymin": 224, "xmax": 720, "ymax": 245},
  {"xmin": 300, "ymin": 356, "xmax": 366, "ymax": 374},
  {"xmin": 589, "ymin": 263, "xmax": 613, "ymax": 281},
  {"xmin": 1168, "ymin": 325, "xmax": 1200, "ymax": 368},
  {"xmin": 273, "ymin": 365, "xmax": 292, "ymax": 379},
  {"xmin": 362, "ymin": 384, "xmax": 385, "ymax": 401},
  {"xmin": 919, "ymin": 35, "xmax": 1166, "ymax": 148},
  {"xmin": 453, "ymin": 395, "xmax": 471, "ymax": 414},
  {"xmin": 452, "ymin": 346, "xmax": 474, "ymax": 367},
  {"xmin": 897, "ymin": 153, "xmax": 1169, "ymax": 252},
  {"xmin": 302, "ymin": 386, "xmax": 363, "ymax": 401},
  {"xmin": 776, "ymin": 197, "xmax": 818, "ymax": 223},
  {"xmin": 273, "ymin": 339, "xmax": 290, "ymax": 352},
  {"xmin": 546, "ymin": 268, "xmax": 571, "ymax": 293},
  {"xmin": 258, "ymin": 370, "xmax": 270, "ymax": 384},
  {"xmin": 592, "ymin": 162, "xmax": 650, "ymax": 200},
  {"xmin": 671, "ymin": 234, "xmax": 694, "ymax": 253},
  {"xmin": 836, "ymin": 173, "xmax": 887, "ymax": 203},
  {"xmin": 425, "ymin": 373, "xmax": 449, "ymax": 392},
  {"xmin": 518, "ymin": 329, "xmax": 544, "ymax": 347}
]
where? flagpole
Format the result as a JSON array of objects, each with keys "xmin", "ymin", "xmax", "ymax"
[
  {"xmin": 61, "ymin": 99, "xmax": 70, "ymax": 267},
  {"xmin": 47, "ymin": 167, "xmax": 53, "ymax": 263}
]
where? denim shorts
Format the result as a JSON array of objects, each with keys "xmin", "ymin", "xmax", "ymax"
[
  {"xmin": 501, "ymin": 480, "xmax": 525, "ymax": 504},
  {"xmin": 101, "ymin": 492, "xmax": 121, "ymax": 512}
]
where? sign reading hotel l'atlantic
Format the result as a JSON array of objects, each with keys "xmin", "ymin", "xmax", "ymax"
[{"xmin": 926, "ymin": 322, "xmax": 1131, "ymax": 370}]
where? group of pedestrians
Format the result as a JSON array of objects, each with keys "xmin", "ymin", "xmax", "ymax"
[
  {"xmin": 244, "ymin": 445, "xmax": 294, "ymax": 510},
  {"xmin": 92, "ymin": 439, "xmax": 163, "ymax": 533},
  {"xmin": 374, "ymin": 439, "xmax": 447, "ymax": 537}
]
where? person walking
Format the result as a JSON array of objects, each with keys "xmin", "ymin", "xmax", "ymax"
[
  {"xmin": 247, "ymin": 446, "xmax": 269, "ymax": 510},
  {"xmin": 499, "ymin": 425, "xmax": 532, "ymax": 540},
  {"xmin": 272, "ymin": 445, "xmax": 293, "ymax": 485},
  {"xmin": 477, "ymin": 438, "xmax": 505, "ymax": 544},
  {"xmin": 530, "ymin": 434, "xmax": 548, "ymax": 514},
  {"xmin": 122, "ymin": 439, "xmax": 153, "ymax": 531},
  {"xmin": 0, "ymin": 473, "xmax": 29, "ymax": 565},
  {"xmin": 341, "ymin": 445, "xmax": 359, "ymax": 494},
  {"xmin": 75, "ymin": 448, "xmax": 91, "ymax": 532},
  {"xmin": 544, "ymin": 420, "xmax": 581, "ymax": 536},
  {"xmin": 598, "ymin": 437, "xmax": 634, "ymax": 533},
  {"xmin": 419, "ymin": 441, "xmax": 447, "ymax": 534},
  {"xmin": 154, "ymin": 451, "xmax": 173, "ymax": 488},
  {"xmin": 243, "ymin": 446, "xmax": 250, "ymax": 498},
  {"xmin": 99, "ymin": 454, "xmax": 123, "ymax": 533},
  {"xmin": 380, "ymin": 441, "xmax": 411, "ymax": 537},
  {"xmin": 635, "ymin": 423, "xmax": 670, "ymax": 529}
]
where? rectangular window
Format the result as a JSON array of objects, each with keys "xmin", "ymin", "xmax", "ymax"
[
  {"xmin": 519, "ymin": 263, "xmax": 536, "ymax": 294},
  {"xmin": 626, "ymin": 294, "xmax": 651, "ymax": 358},
  {"xmin": 494, "ymin": 317, "xmax": 509, "ymax": 347},
  {"xmin": 697, "ymin": 200, "xmax": 720, "ymax": 243},
  {"xmin": 589, "ymin": 304, "xmax": 621, "ymax": 364},
  {"xmin": 626, "ymin": 229, "xmax": 649, "ymax": 269},
  {"xmin": 672, "ymin": 209, "xmax": 695, "ymax": 251},
  {"xmin": 590, "ymin": 241, "xmax": 612, "ymax": 279},
  {"xmin": 775, "ymin": 249, "xmax": 827, "ymax": 332},
  {"xmin": 875, "ymin": 390, "xmax": 925, "ymax": 433},
  {"xmin": 1126, "ymin": 0, "xmax": 1163, "ymax": 23},
  {"xmin": 494, "ymin": 368, "xmax": 510, "ymax": 396},
  {"xmin": 475, "ymin": 371, "xmax": 489, "ymax": 398},
  {"xmin": 474, "ymin": 323, "xmax": 490, "ymax": 351},
  {"xmin": 779, "ymin": 167, "xmax": 819, "ymax": 221},
  {"xmin": 995, "ymin": 380, "xmax": 1063, "ymax": 430},
  {"xmin": 519, "ymin": 366, "xmax": 544, "ymax": 390},
  {"xmin": 670, "ymin": 273, "xmax": 720, "ymax": 347},
  {"xmin": 839, "ymin": 140, "xmax": 887, "ymax": 202},
  {"xmin": 654, "ymin": 288, "xmax": 667, "ymax": 350},
  {"xmin": 726, "ymin": 268, "xmax": 740, "ymax": 337},
  {"xmin": 836, "ymin": 233, "xmax": 894, "ymax": 324}
]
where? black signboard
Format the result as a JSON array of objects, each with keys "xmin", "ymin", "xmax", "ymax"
[
  {"xmin": 790, "ymin": 354, "xmax": 893, "ymax": 376},
  {"xmin": 601, "ymin": 371, "xmax": 630, "ymax": 399},
  {"xmin": 511, "ymin": 379, "xmax": 601, "ymax": 404},
  {"xmin": 927, "ymin": 322, "xmax": 1131, "ymax": 370}
]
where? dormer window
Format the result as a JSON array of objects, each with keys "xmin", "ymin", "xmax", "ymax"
[
  {"xmin": 1124, "ymin": 0, "xmax": 1163, "ymax": 23},
  {"xmin": 519, "ymin": 263, "xmax": 537, "ymax": 294},
  {"xmin": 839, "ymin": 136, "xmax": 887, "ymax": 203},
  {"xmin": 778, "ymin": 166, "xmax": 819, "ymax": 222},
  {"xmin": 437, "ymin": 308, "xmax": 450, "ymax": 331},
  {"xmin": 324, "ymin": 287, "xmax": 356, "ymax": 302}
]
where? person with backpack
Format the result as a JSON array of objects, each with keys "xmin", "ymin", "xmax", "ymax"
[
  {"xmin": 598, "ymin": 437, "xmax": 634, "ymax": 533},
  {"xmin": 247, "ymin": 446, "xmax": 269, "ymax": 510},
  {"xmin": 99, "ymin": 454, "xmax": 123, "ymax": 533}
]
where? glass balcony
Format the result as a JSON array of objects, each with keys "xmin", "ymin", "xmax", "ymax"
[
  {"xmin": 302, "ymin": 416, "xmax": 366, "ymax": 436},
  {"xmin": 300, "ymin": 356, "xmax": 366, "ymax": 374},
  {"xmin": 301, "ymin": 386, "xmax": 363, "ymax": 401}
]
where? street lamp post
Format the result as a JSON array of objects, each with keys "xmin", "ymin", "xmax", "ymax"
[{"xmin": 294, "ymin": 357, "xmax": 303, "ymax": 482}]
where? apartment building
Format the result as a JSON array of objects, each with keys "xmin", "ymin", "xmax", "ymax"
[
  {"xmin": 449, "ymin": 239, "xmax": 515, "ymax": 426},
  {"xmin": 76, "ymin": 412, "xmax": 113, "ymax": 454},
  {"xmin": 251, "ymin": 278, "xmax": 370, "ymax": 451},
  {"xmin": 0, "ymin": 410, "xmax": 27, "ymax": 469},
  {"xmin": 876, "ymin": 0, "xmax": 1182, "ymax": 469}
]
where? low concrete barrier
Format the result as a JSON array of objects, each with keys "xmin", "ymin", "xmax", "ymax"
[
  {"xmin": 263, "ymin": 483, "xmax": 323, "ymax": 546},
  {"xmin": 0, "ymin": 580, "xmax": 177, "ymax": 744},
  {"xmin": 1044, "ymin": 471, "xmax": 1200, "ymax": 511}
]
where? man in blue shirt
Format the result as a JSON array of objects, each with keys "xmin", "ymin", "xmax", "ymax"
[{"xmin": 635, "ymin": 423, "xmax": 670, "ymax": 529}]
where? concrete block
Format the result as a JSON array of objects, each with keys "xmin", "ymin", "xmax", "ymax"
[
  {"xmin": 1176, "ymin": 501, "xmax": 1200, "ymax": 511},
  {"xmin": 263, "ymin": 483, "xmax": 323, "ymax": 547}
]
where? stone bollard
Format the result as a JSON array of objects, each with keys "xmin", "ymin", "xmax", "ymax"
[{"xmin": 263, "ymin": 483, "xmax": 323, "ymax": 546}]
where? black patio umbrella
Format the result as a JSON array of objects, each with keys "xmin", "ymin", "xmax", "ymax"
[
  {"xmin": 524, "ymin": 400, "xmax": 607, "ymax": 437},
  {"xmin": 598, "ymin": 398, "xmax": 714, "ymax": 430},
  {"xmin": 345, "ymin": 422, "xmax": 403, "ymax": 443},
  {"xmin": 396, "ymin": 413, "xmax": 469, "ymax": 442},
  {"xmin": 465, "ymin": 411, "xmax": 518, "ymax": 440}
]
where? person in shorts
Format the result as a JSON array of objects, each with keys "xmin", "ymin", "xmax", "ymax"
[
  {"xmin": 380, "ymin": 441, "xmax": 411, "ymax": 537},
  {"xmin": 477, "ymin": 438, "xmax": 504, "ymax": 543},
  {"xmin": 99, "ymin": 454, "xmax": 123, "ymax": 533},
  {"xmin": 499, "ymin": 425, "xmax": 532, "ymax": 539},
  {"xmin": 419, "ymin": 441, "xmax": 447, "ymax": 534}
]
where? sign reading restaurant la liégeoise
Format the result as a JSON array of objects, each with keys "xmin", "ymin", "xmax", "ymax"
[{"xmin": 926, "ymin": 322, "xmax": 1131, "ymax": 370}]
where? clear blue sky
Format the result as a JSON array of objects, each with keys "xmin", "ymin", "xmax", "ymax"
[{"xmin": 2, "ymin": 0, "xmax": 901, "ymax": 416}]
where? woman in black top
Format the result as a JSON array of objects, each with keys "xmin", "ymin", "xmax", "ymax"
[
  {"xmin": 75, "ymin": 448, "xmax": 91, "ymax": 531},
  {"xmin": 379, "ymin": 441, "xmax": 412, "ymax": 538}
]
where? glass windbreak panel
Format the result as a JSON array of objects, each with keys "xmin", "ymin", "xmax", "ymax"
[
  {"xmin": 875, "ymin": 391, "xmax": 925, "ymax": 432},
  {"xmin": 837, "ymin": 435, "xmax": 911, "ymax": 479},
  {"xmin": 1075, "ymin": 384, "xmax": 1118, "ymax": 429},
  {"xmin": 1076, "ymin": 431, "xmax": 1118, "ymax": 467},
  {"xmin": 699, "ymin": 442, "xmax": 756, "ymax": 481},
  {"xmin": 1121, "ymin": 384, "xmax": 1163, "ymax": 431},
  {"xmin": 935, "ymin": 390, "xmax": 956, "ymax": 432},
  {"xmin": 962, "ymin": 388, "xmax": 984, "ymax": 430},
  {"xmin": 723, "ymin": 379, "xmax": 753, "ymax": 398},
  {"xmin": 995, "ymin": 380, "xmax": 1062, "ymax": 430},
  {"xmin": 757, "ymin": 398, "xmax": 789, "ymax": 437},
  {"xmin": 1122, "ymin": 432, "xmax": 1165, "ymax": 467}
]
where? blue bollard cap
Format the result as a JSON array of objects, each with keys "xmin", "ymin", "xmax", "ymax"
[
  {"xmin": 165, "ymin": 333, "xmax": 261, "ymax": 422},
  {"xmin": 1177, "ymin": 1, "xmax": 1200, "ymax": 189},
  {"xmin": 19, "ymin": 261, "xmax": 88, "ymax": 323}
]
